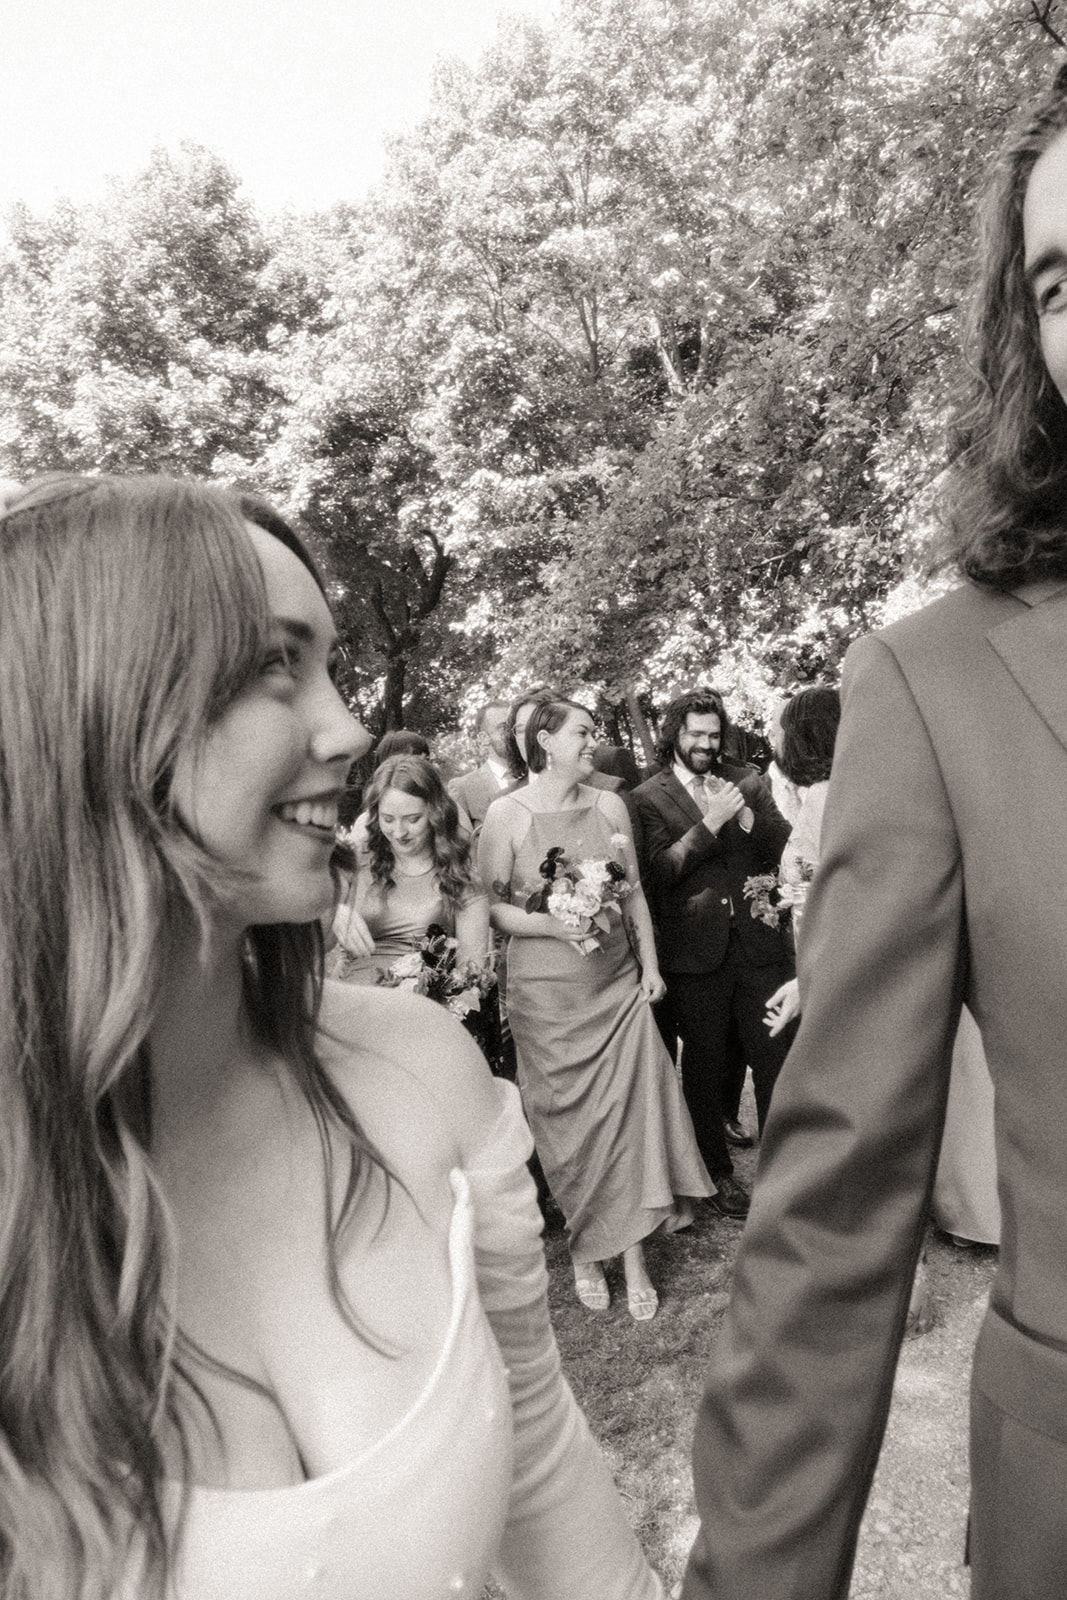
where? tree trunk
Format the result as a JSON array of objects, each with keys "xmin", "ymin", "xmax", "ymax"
[
  {"xmin": 622, "ymin": 681, "xmax": 658, "ymax": 769},
  {"xmin": 381, "ymin": 654, "xmax": 407, "ymax": 731}
]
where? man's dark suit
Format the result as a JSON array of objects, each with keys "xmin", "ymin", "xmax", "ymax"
[
  {"xmin": 447, "ymin": 761, "xmax": 514, "ymax": 829},
  {"xmin": 683, "ymin": 579, "xmax": 1067, "ymax": 1600},
  {"xmin": 633, "ymin": 762, "xmax": 793, "ymax": 1181}
]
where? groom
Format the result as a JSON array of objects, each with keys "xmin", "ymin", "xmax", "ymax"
[{"xmin": 683, "ymin": 73, "xmax": 1067, "ymax": 1600}]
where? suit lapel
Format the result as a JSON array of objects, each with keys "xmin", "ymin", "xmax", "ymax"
[
  {"xmin": 988, "ymin": 583, "xmax": 1067, "ymax": 755},
  {"xmin": 476, "ymin": 765, "xmax": 498, "ymax": 815},
  {"xmin": 658, "ymin": 768, "xmax": 704, "ymax": 828}
]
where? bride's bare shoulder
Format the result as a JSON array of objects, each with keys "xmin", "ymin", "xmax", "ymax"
[{"xmin": 317, "ymin": 980, "xmax": 501, "ymax": 1168}]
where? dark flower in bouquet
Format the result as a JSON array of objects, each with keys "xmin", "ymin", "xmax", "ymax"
[
  {"xmin": 524, "ymin": 837, "xmax": 632, "ymax": 955},
  {"xmin": 376, "ymin": 924, "xmax": 497, "ymax": 1018},
  {"xmin": 743, "ymin": 859, "xmax": 816, "ymax": 930}
]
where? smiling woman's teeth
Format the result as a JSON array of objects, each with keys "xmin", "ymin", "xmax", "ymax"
[{"xmin": 277, "ymin": 799, "xmax": 338, "ymax": 829}]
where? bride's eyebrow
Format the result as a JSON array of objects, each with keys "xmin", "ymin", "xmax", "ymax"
[
  {"xmin": 272, "ymin": 616, "xmax": 339, "ymax": 652},
  {"xmin": 1025, "ymin": 245, "xmax": 1067, "ymax": 292}
]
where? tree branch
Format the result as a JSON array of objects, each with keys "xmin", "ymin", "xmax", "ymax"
[
  {"xmin": 1030, "ymin": 0, "xmax": 1067, "ymax": 51},
  {"xmin": 370, "ymin": 576, "xmax": 399, "ymax": 650}
]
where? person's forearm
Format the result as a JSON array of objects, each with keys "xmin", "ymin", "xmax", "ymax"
[
  {"xmin": 623, "ymin": 886, "xmax": 661, "ymax": 972},
  {"xmin": 490, "ymin": 903, "xmax": 563, "ymax": 940},
  {"xmin": 644, "ymin": 819, "xmax": 722, "ymax": 892},
  {"xmin": 456, "ymin": 897, "xmax": 491, "ymax": 966}
]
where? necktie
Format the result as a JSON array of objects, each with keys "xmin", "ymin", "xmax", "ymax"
[{"xmin": 692, "ymin": 776, "xmax": 710, "ymax": 814}]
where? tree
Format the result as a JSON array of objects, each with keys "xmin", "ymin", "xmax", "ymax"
[
  {"xmin": 486, "ymin": 0, "xmax": 1064, "ymax": 719},
  {"xmin": 3, "ymin": 0, "xmax": 1065, "ymax": 737},
  {"xmin": 0, "ymin": 144, "xmax": 290, "ymax": 479}
]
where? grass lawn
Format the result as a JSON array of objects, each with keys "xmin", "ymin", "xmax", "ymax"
[
  {"xmin": 516, "ymin": 1119, "xmax": 997, "ymax": 1598},
  {"xmin": 541, "ymin": 1178, "xmax": 744, "ymax": 1590}
]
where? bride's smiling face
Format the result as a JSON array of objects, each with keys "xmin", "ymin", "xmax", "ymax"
[{"xmin": 171, "ymin": 524, "xmax": 369, "ymax": 931}]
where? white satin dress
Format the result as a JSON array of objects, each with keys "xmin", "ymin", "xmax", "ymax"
[{"xmin": 125, "ymin": 1085, "xmax": 664, "ymax": 1600}]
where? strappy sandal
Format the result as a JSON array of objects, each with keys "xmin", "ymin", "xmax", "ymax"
[
  {"xmin": 627, "ymin": 1286, "xmax": 659, "ymax": 1322},
  {"xmin": 574, "ymin": 1270, "xmax": 610, "ymax": 1312}
]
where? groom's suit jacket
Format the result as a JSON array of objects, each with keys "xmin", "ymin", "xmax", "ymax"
[
  {"xmin": 683, "ymin": 578, "xmax": 1067, "ymax": 1599},
  {"xmin": 632, "ymin": 763, "xmax": 791, "ymax": 974}
]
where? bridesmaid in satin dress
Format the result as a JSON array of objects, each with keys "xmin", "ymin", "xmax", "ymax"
[
  {"xmin": 328, "ymin": 753, "xmax": 489, "ymax": 986},
  {"xmin": 479, "ymin": 696, "xmax": 713, "ymax": 1323}
]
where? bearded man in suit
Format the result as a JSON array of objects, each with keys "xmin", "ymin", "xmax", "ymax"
[
  {"xmin": 448, "ymin": 700, "xmax": 515, "ymax": 828},
  {"xmin": 683, "ymin": 72, "xmax": 1067, "ymax": 1600},
  {"xmin": 633, "ymin": 689, "xmax": 794, "ymax": 1220}
]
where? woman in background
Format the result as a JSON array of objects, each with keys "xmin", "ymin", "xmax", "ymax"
[
  {"xmin": 329, "ymin": 752, "xmax": 489, "ymax": 985},
  {"xmin": 480, "ymin": 697, "xmax": 713, "ymax": 1323}
]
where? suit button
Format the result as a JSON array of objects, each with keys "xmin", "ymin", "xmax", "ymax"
[{"xmin": 721, "ymin": 899, "xmax": 729, "ymax": 905}]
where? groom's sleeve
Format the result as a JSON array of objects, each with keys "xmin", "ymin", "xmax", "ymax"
[{"xmin": 683, "ymin": 632, "xmax": 966, "ymax": 1600}]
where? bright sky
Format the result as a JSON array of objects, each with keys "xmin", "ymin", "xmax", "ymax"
[{"xmin": 0, "ymin": 0, "xmax": 559, "ymax": 216}]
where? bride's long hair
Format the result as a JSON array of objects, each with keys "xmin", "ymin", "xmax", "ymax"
[{"xmin": 0, "ymin": 475, "xmax": 377, "ymax": 1598}]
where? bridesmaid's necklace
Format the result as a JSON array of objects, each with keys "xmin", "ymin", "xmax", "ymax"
[{"xmin": 393, "ymin": 854, "xmax": 435, "ymax": 877}]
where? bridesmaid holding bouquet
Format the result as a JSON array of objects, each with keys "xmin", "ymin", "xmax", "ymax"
[{"xmin": 479, "ymin": 696, "xmax": 713, "ymax": 1321}]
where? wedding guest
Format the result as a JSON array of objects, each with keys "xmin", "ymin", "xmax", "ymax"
[
  {"xmin": 343, "ymin": 728, "xmax": 438, "ymax": 846},
  {"xmin": 633, "ymin": 689, "xmax": 795, "ymax": 1219},
  {"xmin": 684, "ymin": 72, "xmax": 1067, "ymax": 1600},
  {"xmin": 762, "ymin": 684, "xmax": 843, "ymax": 1035},
  {"xmin": 0, "ymin": 474, "xmax": 664, "ymax": 1600},
  {"xmin": 448, "ymin": 701, "xmax": 516, "ymax": 828},
  {"xmin": 374, "ymin": 727, "xmax": 430, "ymax": 763},
  {"xmin": 764, "ymin": 693, "xmax": 805, "ymax": 827},
  {"xmin": 506, "ymin": 688, "xmax": 628, "ymax": 799},
  {"xmin": 717, "ymin": 690, "xmax": 836, "ymax": 1160},
  {"xmin": 479, "ymin": 697, "xmax": 713, "ymax": 1322},
  {"xmin": 504, "ymin": 687, "xmax": 558, "ymax": 782},
  {"xmin": 330, "ymin": 753, "xmax": 489, "ymax": 985}
]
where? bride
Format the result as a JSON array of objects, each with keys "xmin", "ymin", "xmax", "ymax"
[
  {"xmin": 0, "ymin": 475, "xmax": 664, "ymax": 1600},
  {"xmin": 478, "ymin": 695, "xmax": 713, "ymax": 1322}
]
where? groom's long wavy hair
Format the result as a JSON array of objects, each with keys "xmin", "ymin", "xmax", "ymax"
[
  {"xmin": 944, "ymin": 65, "xmax": 1067, "ymax": 587},
  {"xmin": 654, "ymin": 689, "xmax": 730, "ymax": 770},
  {"xmin": 0, "ymin": 475, "xmax": 382, "ymax": 1600}
]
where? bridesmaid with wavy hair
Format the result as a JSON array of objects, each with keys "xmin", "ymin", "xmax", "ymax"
[
  {"xmin": 329, "ymin": 752, "xmax": 489, "ymax": 985},
  {"xmin": 0, "ymin": 475, "xmax": 664, "ymax": 1600}
]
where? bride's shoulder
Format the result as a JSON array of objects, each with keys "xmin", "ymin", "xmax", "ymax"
[{"xmin": 317, "ymin": 980, "xmax": 503, "ymax": 1172}]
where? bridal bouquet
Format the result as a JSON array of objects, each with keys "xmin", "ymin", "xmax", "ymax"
[
  {"xmin": 376, "ymin": 924, "xmax": 497, "ymax": 1019},
  {"xmin": 743, "ymin": 858, "xmax": 815, "ymax": 930},
  {"xmin": 525, "ymin": 836, "xmax": 632, "ymax": 955}
]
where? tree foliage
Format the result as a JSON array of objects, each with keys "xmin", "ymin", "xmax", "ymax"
[{"xmin": 1, "ymin": 0, "xmax": 1065, "ymax": 734}]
